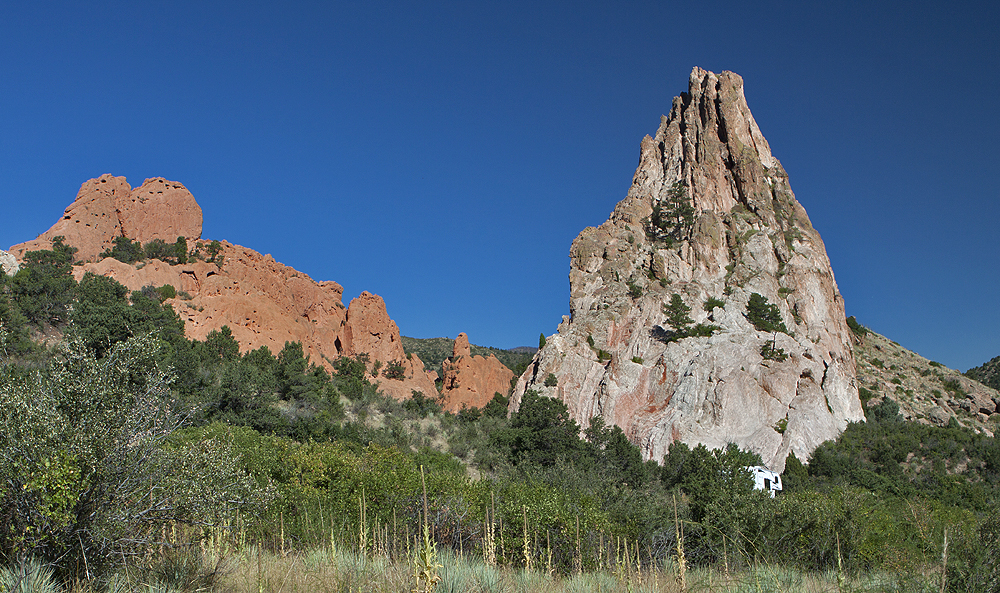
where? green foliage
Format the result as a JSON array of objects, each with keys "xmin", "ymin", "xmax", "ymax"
[
  {"xmin": 760, "ymin": 341, "xmax": 788, "ymax": 362},
  {"xmin": 8, "ymin": 237, "xmax": 77, "ymax": 326},
  {"xmin": 648, "ymin": 181, "xmax": 695, "ymax": 246},
  {"xmin": 846, "ymin": 315, "xmax": 868, "ymax": 338},
  {"xmin": 804, "ymin": 397, "xmax": 1000, "ymax": 513},
  {"xmin": 745, "ymin": 292, "xmax": 788, "ymax": 334},
  {"xmin": 538, "ymin": 332, "xmax": 546, "ymax": 350},
  {"xmin": 703, "ymin": 296, "xmax": 725, "ymax": 312},
  {"xmin": 659, "ymin": 294, "xmax": 720, "ymax": 343},
  {"xmin": 100, "ymin": 235, "xmax": 144, "ymax": 263},
  {"xmin": 543, "ymin": 372, "xmax": 558, "ymax": 387},
  {"xmin": 492, "ymin": 390, "xmax": 586, "ymax": 467},
  {"xmin": 631, "ymin": 356, "xmax": 643, "ymax": 364},
  {"xmin": 404, "ymin": 391, "xmax": 443, "ymax": 418},
  {"xmin": 0, "ymin": 557, "xmax": 60, "ymax": 593},
  {"xmin": 663, "ymin": 293, "xmax": 693, "ymax": 333},
  {"xmin": 384, "ymin": 359, "xmax": 406, "ymax": 380},
  {"xmin": 481, "ymin": 392, "xmax": 509, "ymax": 418},
  {"xmin": 0, "ymin": 335, "xmax": 267, "ymax": 579},
  {"xmin": 626, "ymin": 280, "xmax": 642, "ymax": 299}
]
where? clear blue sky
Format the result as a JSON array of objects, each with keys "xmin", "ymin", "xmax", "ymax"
[{"xmin": 2, "ymin": 1, "xmax": 997, "ymax": 371}]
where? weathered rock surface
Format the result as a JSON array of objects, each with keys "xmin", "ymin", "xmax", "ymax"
[
  {"xmin": 439, "ymin": 333, "xmax": 515, "ymax": 412},
  {"xmin": 73, "ymin": 242, "xmax": 436, "ymax": 401},
  {"xmin": 511, "ymin": 68, "xmax": 865, "ymax": 471},
  {"xmin": 0, "ymin": 250, "xmax": 18, "ymax": 276},
  {"xmin": 9, "ymin": 174, "xmax": 202, "ymax": 263}
]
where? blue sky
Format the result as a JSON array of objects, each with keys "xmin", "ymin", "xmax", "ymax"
[{"xmin": 2, "ymin": 1, "xmax": 998, "ymax": 371}]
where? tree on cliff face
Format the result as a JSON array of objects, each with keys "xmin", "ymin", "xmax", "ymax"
[{"xmin": 648, "ymin": 181, "xmax": 695, "ymax": 246}]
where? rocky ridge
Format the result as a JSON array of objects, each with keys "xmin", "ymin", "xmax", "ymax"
[
  {"xmin": 853, "ymin": 323, "xmax": 999, "ymax": 435},
  {"xmin": 11, "ymin": 175, "xmax": 439, "ymax": 401},
  {"xmin": 512, "ymin": 68, "xmax": 865, "ymax": 471}
]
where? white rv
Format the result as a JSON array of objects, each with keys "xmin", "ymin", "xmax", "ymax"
[{"xmin": 748, "ymin": 466, "xmax": 782, "ymax": 497}]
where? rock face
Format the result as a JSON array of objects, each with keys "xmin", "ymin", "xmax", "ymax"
[
  {"xmin": 72, "ymin": 242, "xmax": 437, "ymax": 401},
  {"xmin": 9, "ymin": 174, "xmax": 202, "ymax": 263},
  {"xmin": 439, "ymin": 333, "xmax": 515, "ymax": 412},
  {"xmin": 0, "ymin": 250, "xmax": 18, "ymax": 276},
  {"xmin": 16, "ymin": 174, "xmax": 435, "ymax": 401},
  {"xmin": 511, "ymin": 68, "xmax": 865, "ymax": 471}
]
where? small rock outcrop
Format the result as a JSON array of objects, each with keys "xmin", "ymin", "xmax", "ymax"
[
  {"xmin": 9, "ymin": 175, "xmax": 202, "ymax": 263},
  {"xmin": 512, "ymin": 68, "xmax": 865, "ymax": 471},
  {"xmin": 440, "ymin": 333, "xmax": 515, "ymax": 412},
  {"xmin": 0, "ymin": 250, "xmax": 18, "ymax": 276}
]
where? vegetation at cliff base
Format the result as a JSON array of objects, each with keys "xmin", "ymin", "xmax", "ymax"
[{"xmin": 1, "ymin": 240, "xmax": 999, "ymax": 592}]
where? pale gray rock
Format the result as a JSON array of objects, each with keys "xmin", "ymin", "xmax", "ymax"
[
  {"xmin": 511, "ymin": 68, "xmax": 865, "ymax": 472},
  {"xmin": 0, "ymin": 250, "xmax": 18, "ymax": 276}
]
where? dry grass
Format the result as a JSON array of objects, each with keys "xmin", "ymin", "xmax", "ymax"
[{"xmin": 208, "ymin": 546, "xmax": 856, "ymax": 593}]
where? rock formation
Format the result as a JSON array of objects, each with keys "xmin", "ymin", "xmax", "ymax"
[
  {"xmin": 439, "ymin": 333, "xmax": 515, "ymax": 412},
  {"xmin": 0, "ymin": 250, "xmax": 18, "ymax": 277},
  {"xmin": 13, "ymin": 174, "xmax": 435, "ymax": 400},
  {"xmin": 511, "ymin": 68, "xmax": 865, "ymax": 471},
  {"xmin": 8, "ymin": 174, "xmax": 202, "ymax": 263}
]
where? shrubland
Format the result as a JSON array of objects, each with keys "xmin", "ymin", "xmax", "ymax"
[{"xmin": 1, "ymin": 240, "xmax": 998, "ymax": 592}]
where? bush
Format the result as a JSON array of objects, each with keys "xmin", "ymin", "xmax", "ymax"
[
  {"xmin": 384, "ymin": 360, "xmax": 406, "ymax": 380},
  {"xmin": 100, "ymin": 236, "xmax": 144, "ymax": 264},
  {"xmin": 543, "ymin": 373, "xmax": 558, "ymax": 387},
  {"xmin": 704, "ymin": 296, "xmax": 725, "ymax": 312},
  {"xmin": 0, "ymin": 335, "xmax": 267, "ymax": 579},
  {"xmin": 746, "ymin": 293, "xmax": 788, "ymax": 334}
]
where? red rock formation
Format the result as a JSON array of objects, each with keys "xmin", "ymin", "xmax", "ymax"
[
  {"xmin": 18, "ymin": 174, "xmax": 434, "ymax": 400},
  {"xmin": 9, "ymin": 174, "xmax": 202, "ymax": 262},
  {"xmin": 440, "ymin": 333, "xmax": 514, "ymax": 412}
]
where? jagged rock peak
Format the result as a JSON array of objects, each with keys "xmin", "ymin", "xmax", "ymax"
[
  {"xmin": 453, "ymin": 332, "xmax": 471, "ymax": 358},
  {"xmin": 511, "ymin": 67, "xmax": 864, "ymax": 472},
  {"xmin": 9, "ymin": 174, "xmax": 202, "ymax": 263}
]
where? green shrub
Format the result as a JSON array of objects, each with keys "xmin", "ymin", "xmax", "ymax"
[
  {"xmin": 384, "ymin": 360, "xmax": 406, "ymax": 380},
  {"xmin": 703, "ymin": 296, "xmax": 725, "ymax": 312},
  {"xmin": 543, "ymin": 373, "xmax": 558, "ymax": 387},
  {"xmin": 746, "ymin": 292, "xmax": 788, "ymax": 334},
  {"xmin": 631, "ymin": 356, "xmax": 643, "ymax": 364},
  {"xmin": 100, "ymin": 236, "xmax": 144, "ymax": 264},
  {"xmin": 0, "ymin": 335, "xmax": 267, "ymax": 579},
  {"xmin": 626, "ymin": 280, "xmax": 643, "ymax": 299},
  {"xmin": 846, "ymin": 315, "xmax": 868, "ymax": 338},
  {"xmin": 760, "ymin": 341, "xmax": 788, "ymax": 362},
  {"xmin": 647, "ymin": 181, "xmax": 695, "ymax": 245}
]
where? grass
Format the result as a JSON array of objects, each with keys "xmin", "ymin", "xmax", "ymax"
[
  {"xmin": 78, "ymin": 546, "xmax": 944, "ymax": 593},
  {"xmin": 3, "ymin": 542, "xmax": 953, "ymax": 593}
]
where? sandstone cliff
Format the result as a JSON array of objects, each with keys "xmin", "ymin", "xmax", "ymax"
[
  {"xmin": 512, "ymin": 68, "xmax": 865, "ymax": 471},
  {"xmin": 439, "ymin": 333, "xmax": 515, "ymax": 412},
  {"xmin": 12, "ymin": 175, "xmax": 435, "ymax": 400},
  {"xmin": 9, "ymin": 174, "xmax": 202, "ymax": 262}
]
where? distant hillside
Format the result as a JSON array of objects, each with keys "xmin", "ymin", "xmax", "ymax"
[
  {"xmin": 966, "ymin": 355, "xmax": 1000, "ymax": 392},
  {"xmin": 851, "ymin": 318, "xmax": 999, "ymax": 433},
  {"xmin": 401, "ymin": 336, "xmax": 535, "ymax": 379}
]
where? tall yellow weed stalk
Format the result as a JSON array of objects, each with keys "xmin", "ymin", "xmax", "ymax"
[{"xmin": 411, "ymin": 465, "xmax": 441, "ymax": 593}]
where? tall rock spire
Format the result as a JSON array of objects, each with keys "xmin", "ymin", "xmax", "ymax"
[{"xmin": 511, "ymin": 68, "xmax": 864, "ymax": 471}]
